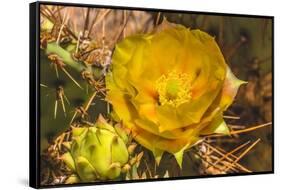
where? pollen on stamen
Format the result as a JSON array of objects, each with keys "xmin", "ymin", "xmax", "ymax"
[{"xmin": 155, "ymin": 71, "xmax": 192, "ymax": 107}]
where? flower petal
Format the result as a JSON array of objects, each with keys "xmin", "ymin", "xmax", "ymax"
[
  {"xmin": 106, "ymin": 75, "xmax": 137, "ymax": 122},
  {"xmin": 131, "ymin": 124, "xmax": 198, "ymax": 154}
]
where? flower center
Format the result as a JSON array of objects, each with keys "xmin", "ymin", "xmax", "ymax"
[{"xmin": 156, "ymin": 71, "xmax": 192, "ymax": 106}]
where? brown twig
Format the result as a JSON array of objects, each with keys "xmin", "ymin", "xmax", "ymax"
[
  {"xmin": 209, "ymin": 141, "xmax": 251, "ymax": 169},
  {"xmin": 112, "ymin": 11, "xmax": 131, "ymax": 46},
  {"xmin": 206, "ymin": 122, "xmax": 272, "ymax": 138},
  {"xmin": 155, "ymin": 12, "xmax": 161, "ymax": 25},
  {"xmin": 82, "ymin": 8, "xmax": 90, "ymax": 38},
  {"xmin": 202, "ymin": 142, "xmax": 251, "ymax": 172},
  {"xmin": 89, "ymin": 9, "xmax": 111, "ymax": 37},
  {"xmin": 224, "ymin": 139, "xmax": 261, "ymax": 172}
]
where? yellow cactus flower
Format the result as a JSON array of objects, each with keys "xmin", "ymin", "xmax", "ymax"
[{"xmin": 106, "ymin": 20, "xmax": 246, "ymax": 167}]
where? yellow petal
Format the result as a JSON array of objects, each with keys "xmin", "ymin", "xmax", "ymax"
[
  {"xmin": 131, "ymin": 124, "xmax": 197, "ymax": 154},
  {"xmin": 106, "ymin": 75, "xmax": 137, "ymax": 122},
  {"xmin": 156, "ymin": 104, "xmax": 183, "ymax": 132},
  {"xmin": 112, "ymin": 34, "xmax": 150, "ymax": 90},
  {"xmin": 134, "ymin": 118, "xmax": 192, "ymax": 139}
]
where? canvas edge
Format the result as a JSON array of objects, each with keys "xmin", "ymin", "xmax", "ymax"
[
  {"xmin": 29, "ymin": 1, "xmax": 275, "ymax": 189},
  {"xmin": 29, "ymin": 2, "xmax": 40, "ymax": 189}
]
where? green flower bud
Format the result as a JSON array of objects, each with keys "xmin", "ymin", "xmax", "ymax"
[{"xmin": 62, "ymin": 115, "xmax": 129, "ymax": 182}]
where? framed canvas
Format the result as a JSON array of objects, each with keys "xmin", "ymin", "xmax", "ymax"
[{"xmin": 29, "ymin": 1, "xmax": 274, "ymax": 188}]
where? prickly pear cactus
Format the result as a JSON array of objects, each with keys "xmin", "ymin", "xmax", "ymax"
[
  {"xmin": 61, "ymin": 115, "xmax": 129, "ymax": 182},
  {"xmin": 39, "ymin": 4, "xmax": 272, "ymax": 186}
]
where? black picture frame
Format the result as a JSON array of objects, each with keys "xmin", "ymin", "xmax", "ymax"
[{"xmin": 30, "ymin": 1, "xmax": 274, "ymax": 189}]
